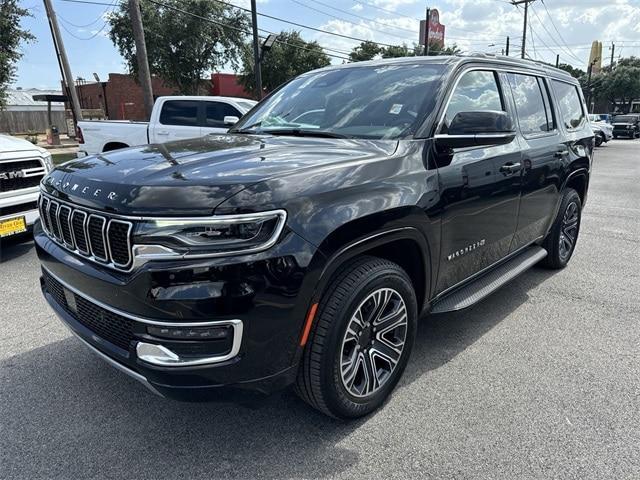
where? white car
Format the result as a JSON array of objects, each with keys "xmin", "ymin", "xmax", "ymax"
[
  {"xmin": 0, "ymin": 135, "xmax": 52, "ymax": 239},
  {"xmin": 76, "ymin": 96, "xmax": 257, "ymax": 156},
  {"xmin": 589, "ymin": 114, "xmax": 613, "ymax": 146}
]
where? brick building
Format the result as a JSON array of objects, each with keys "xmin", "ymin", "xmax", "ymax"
[
  {"xmin": 210, "ymin": 73, "xmax": 252, "ymax": 99},
  {"xmin": 74, "ymin": 74, "xmax": 177, "ymax": 121}
]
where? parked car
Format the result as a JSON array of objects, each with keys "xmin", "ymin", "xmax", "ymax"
[
  {"xmin": 76, "ymin": 96, "xmax": 257, "ymax": 156},
  {"xmin": 588, "ymin": 113, "xmax": 611, "ymax": 124},
  {"xmin": 611, "ymin": 114, "xmax": 640, "ymax": 139},
  {"xmin": 0, "ymin": 135, "xmax": 52, "ymax": 240},
  {"xmin": 35, "ymin": 55, "xmax": 593, "ymax": 418},
  {"xmin": 591, "ymin": 122, "xmax": 613, "ymax": 146}
]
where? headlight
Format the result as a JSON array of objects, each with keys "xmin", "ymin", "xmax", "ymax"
[
  {"xmin": 42, "ymin": 153, "xmax": 53, "ymax": 172},
  {"xmin": 134, "ymin": 210, "xmax": 287, "ymax": 256}
]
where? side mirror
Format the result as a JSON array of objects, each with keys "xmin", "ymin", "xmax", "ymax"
[
  {"xmin": 224, "ymin": 115, "xmax": 240, "ymax": 126},
  {"xmin": 435, "ymin": 110, "xmax": 516, "ymax": 149}
]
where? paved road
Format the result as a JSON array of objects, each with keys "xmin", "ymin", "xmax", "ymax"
[{"xmin": 1, "ymin": 140, "xmax": 639, "ymax": 479}]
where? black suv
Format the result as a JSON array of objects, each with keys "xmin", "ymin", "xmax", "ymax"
[
  {"xmin": 612, "ymin": 114, "xmax": 640, "ymax": 139},
  {"xmin": 36, "ymin": 56, "xmax": 593, "ymax": 418}
]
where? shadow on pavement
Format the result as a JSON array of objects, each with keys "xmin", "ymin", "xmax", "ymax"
[
  {"xmin": 0, "ymin": 234, "xmax": 35, "ymax": 263},
  {"xmin": 0, "ymin": 267, "xmax": 557, "ymax": 479}
]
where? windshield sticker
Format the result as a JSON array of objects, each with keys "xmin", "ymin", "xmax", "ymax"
[{"xmin": 389, "ymin": 104, "xmax": 403, "ymax": 115}]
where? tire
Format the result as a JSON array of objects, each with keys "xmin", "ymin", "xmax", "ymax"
[
  {"xmin": 595, "ymin": 133, "xmax": 603, "ymax": 147},
  {"xmin": 295, "ymin": 256, "xmax": 417, "ymax": 418},
  {"xmin": 540, "ymin": 188, "xmax": 582, "ymax": 269}
]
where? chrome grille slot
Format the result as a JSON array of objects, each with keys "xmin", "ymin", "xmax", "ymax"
[
  {"xmin": 107, "ymin": 220, "xmax": 132, "ymax": 267},
  {"xmin": 48, "ymin": 201, "xmax": 61, "ymax": 239},
  {"xmin": 71, "ymin": 210, "xmax": 89, "ymax": 254},
  {"xmin": 39, "ymin": 197, "xmax": 51, "ymax": 233},
  {"xmin": 88, "ymin": 215, "xmax": 108, "ymax": 261},
  {"xmin": 58, "ymin": 205, "xmax": 74, "ymax": 248},
  {"xmin": 39, "ymin": 192, "xmax": 134, "ymax": 272}
]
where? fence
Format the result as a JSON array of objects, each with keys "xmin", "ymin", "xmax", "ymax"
[{"xmin": 0, "ymin": 110, "xmax": 69, "ymax": 135}]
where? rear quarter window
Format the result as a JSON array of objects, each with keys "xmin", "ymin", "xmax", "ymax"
[{"xmin": 551, "ymin": 80, "xmax": 585, "ymax": 130}]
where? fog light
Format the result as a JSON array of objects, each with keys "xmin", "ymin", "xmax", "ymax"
[{"xmin": 146, "ymin": 325, "xmax": 231, "ymax": 340}]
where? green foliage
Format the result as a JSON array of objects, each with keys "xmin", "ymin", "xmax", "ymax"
[
  {"xmin": 599, "ymin": 62, "xmax": 640, "ymax": 112},
  {"xmin": 0, "ymin": 0, "xmax": 34, "ymax": 109},
  {"xmin": 556, "ymin": 63, "xmax": 585, "ymax": 79},
  {"xmin": 238, "ymin": 31, "xmax": 331, "ymax": 95},
  {"xmin": 107, "ymin": 0, "xmax": 249, "ymax": 95},
  {"xmin": 349, "ymin": 41, "xmax": 381, "ymax": 62}
]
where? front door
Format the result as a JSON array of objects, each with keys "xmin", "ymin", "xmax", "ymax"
[
  {"xmin": 150, "ymin": 99, "xmax": 202, "ymax": 143},
  {"xmin": 433, "ymin": 69, "xmax": 522, "ymax": 294},
  {"xmin": 201, "ymin": 101, "xmax": 243, "ymax": 135}
]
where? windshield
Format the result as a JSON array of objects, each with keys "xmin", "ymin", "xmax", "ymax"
[
  {"xmin": 231, "ymin": 63, "xmax": 447, "ymax": 139},
  {"xmin": 613, "ymin": 115, "xmax": 637, "ymax": 122}
]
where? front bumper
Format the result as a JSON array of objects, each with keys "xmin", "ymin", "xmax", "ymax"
[
  {"xmin": 0, "ymin": 189, "xmax": 40, "ymax": 226},
  {"xmin": 36, "ymin": 222, "xmax": 320, "ymax": 399}
]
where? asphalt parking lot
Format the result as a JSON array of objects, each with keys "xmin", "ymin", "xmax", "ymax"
[{"xmin": 1, "ymin": 139, "xmax": 639, "ymax": 479}]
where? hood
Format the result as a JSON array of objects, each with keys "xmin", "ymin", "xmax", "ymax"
[
  {"xmin": 0, "ymin": 134, "xmax": 47, "ymax": 155},
  {"xmin": 42, "ymin": 134, "xmax": 398, "ymax": 215}
]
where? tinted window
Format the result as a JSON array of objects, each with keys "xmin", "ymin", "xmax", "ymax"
[
  {"xmin": 508, "ymin": 74, "xmax": 553, "ymax": 135},
  {"xmin": 551, "ymin": 80, "xmax": 585, "ymax": 129},
  {"xmin": 444, "ymin": 70, "xmax": 503, "ymax": 129},
  {"xmin": 159, "ymin": 100, "xmax": 199, "ymax": 126},
  {"xmin": 538, "ymin": 78, "xmax": 556, "ymax": 131},
  {"xmin": 204, "ymin": 102, "xmax": 241, "ymax": 128},
  {"xmin": 232, "ymin": 63, "xmax": 447, "ymax": 139}
]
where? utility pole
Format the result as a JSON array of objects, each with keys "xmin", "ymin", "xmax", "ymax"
[
  {"xmin": 423, "ymin": 7, "xmax": 431, "ymax": 56},
  {"xmin": 250, "ymin": 0, "xmax": 263, "ymax": 99},
  {"xmin": 505, "ymin": 36, "xmax": 510, "ymax": 56},
  {"xmin": 511, "ymin": 0, "xmax": 536, "ymax": 59},
  {"xmin": 555, "ymin": 54, "xmax": 559, "ymax": 67},
  {"xmin": 610, "ymin": 42, "xmax": 615, "ymax": 68},
  {"xmin": 129, "ymin": 0, "xmax": 154, "ymax": 119},
  {"xmin": 42, "ymin": 0, "xmax": 83, "ymax": 124}
]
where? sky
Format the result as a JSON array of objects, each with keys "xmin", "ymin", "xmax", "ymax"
[{"xmin": 13, "ymin": 0, "xmax": 640, "ymax": 89}]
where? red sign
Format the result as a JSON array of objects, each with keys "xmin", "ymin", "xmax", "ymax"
[{"xmin": 419, "ymin": 9, "xmax": 445, "ymax": 48}]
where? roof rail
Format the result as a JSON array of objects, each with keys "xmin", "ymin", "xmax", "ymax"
[{"xmin": 457, "ymin": 53, "xmax": 573, "ymax": 77}]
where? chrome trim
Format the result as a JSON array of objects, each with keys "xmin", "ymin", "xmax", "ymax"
[
  {"xmin": 106, "ymin": 219, "xmax": 133, "ymax": 268},
  {"xmin": 87, "ymin": 214, "xmax": 108, "ymax": 262},
  {"xmin": 40, "ymin": 191, "xmax": 287, "ymax": 270},
  {"xmin": 42, "ymin": 265, "xmax": 244, "ymax": 327},
  {"xmin": 136, "ymin": 321, "xmax": 243, "ymax": 367},
  {"xmin": 48, "ymin": 200, "xmax": 62, "ymax": 240},
  {"xmin": 61, "ymin": 322, "xmax": 163, "ymax": 397},
  {"xmin": 58, "ymin": 204, "xmax": 75, "ymax": 249},
  {"xmin": 70, "ymin": 209, "xmax": 89, "ymax": 255}
]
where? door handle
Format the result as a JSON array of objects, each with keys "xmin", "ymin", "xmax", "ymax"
[
  {"xmin": 555, "ymin": 149, "xmax": 569, "ymax": 158},
  {"xmin": 499, "ymin": 162, "xmax": 521, "ymax": 174},
  {"xmin": 156, "ymin": 131, "xmax": 169, "ymax": 136}
]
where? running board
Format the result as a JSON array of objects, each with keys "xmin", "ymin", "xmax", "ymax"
[{"xmin": 430, "ymin": 246, "xmax": 548, "ymax": 314}]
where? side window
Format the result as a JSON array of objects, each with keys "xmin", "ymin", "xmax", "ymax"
[
  {"xmin": 508, "ymin": 73, "xmax": 553, "ymax": 135},
  {"xmin": 204, "ymin": 102, "xmax": 241, "ymax": 128},
  {"xmin": 159, "ymin": 100, "xmax": 199, "ymax": 126},
  {"xmin": 551, "ymin": 80, "xmax": 585, "ymax": 130},
  {"xmin": 444, "ymin": 70, "xmax": 503, "ymax": 130},
  {"xmin": 538, "ymin": 78, "xmax": 556, "ymax": 132}
]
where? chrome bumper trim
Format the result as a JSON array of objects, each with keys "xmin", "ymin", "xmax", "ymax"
[{"xmin": 63, "ymin": 323, "xmax": 163, "ymax": 397}]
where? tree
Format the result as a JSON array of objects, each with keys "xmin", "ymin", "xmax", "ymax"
[
  {"xmin": 556, "ymin": 63, "xmax": 585, "ymax": 79},
  {"xmin": 0, "ymin": 0, "xmax": 34, "ymax": 109},
  {"xmin": 381, "ymin": 41, "xmax": 461, "ymax": 59},
  {"xmin": 238, "ymin": 31, "xmax": 330, "ymax": 95},
  {"xmin": 381, "ymin": 44, "xmax": 413, "ymax": 58},
  {"xmin": 108, "ymin": 0, "xmax": 249, "ymax": 95},
  {"xmin": 348, "ymin": 41, "xmax": 381, "ymax": 62},
  {"xmin": 600, "ymin": 64, "xmax": 640, "ymax": 112}
]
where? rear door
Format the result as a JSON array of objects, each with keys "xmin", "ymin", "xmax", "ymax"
[
  {"xmin": 150, "ymin": 99, "xmax": 201, "ymax": 143},
  {"xmin": 201, "ymin": 101, "xmax": 243, "ymax": 135},
  {"xmin": 433, "ymin": 69, "xmax": 522, "ymax": 294},
  {"xmin": 505, "ymin": 73, "xmax": 564, "ymax": 252}
]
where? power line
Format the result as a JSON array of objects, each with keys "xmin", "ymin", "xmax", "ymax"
[
  {"xmin": 58, "ymin": 0, "xmax": 116, "ymax": 27},
  {"xmin": 529, "ymin": 4, "xmax": 582, "ymax": 64},
  {"xmin": 59, "ymin": 18, "xmax": 110, "ymax": 40}
]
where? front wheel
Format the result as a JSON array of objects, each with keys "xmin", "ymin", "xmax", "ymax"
[
  {"xmin": 540, "ymin": 188, "xmax": 582, "ymax": 269},
  {"xmin": 295, "ymin": 256, "xmax": 417, "ymax": 418},
  {"xmin": 595, "ymin": 133, "xmax": 604, "ymax": 147}
]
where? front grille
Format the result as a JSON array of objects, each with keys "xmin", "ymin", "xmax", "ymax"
[
  {"xmin": 39, "ymin": 193, "xmax": 133, "ymax": 270},
  {"xmin": 0, "ymin": 201, "xmax": 37, "ymax": 218},
  {"xmin": 43, "ymin": 270, "xmax": 134, "ymax": 351},
  {"xmin": 0, "ymin": 159, "xmax": 46, "ymax": 192}
]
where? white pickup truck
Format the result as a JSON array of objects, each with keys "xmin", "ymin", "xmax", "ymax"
[
  {"xmin": 1, "ymin": 134, "xmax": 52, "ymax": 239},
  {"xmin": 76, "ymin": 95, "xmax": 257, "ymax": 156}
]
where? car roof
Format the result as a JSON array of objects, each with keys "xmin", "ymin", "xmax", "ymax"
[
  {"xmin": 155, "ymin": 95, "xmax": 256, "ymax": 104},
  {"xmin": 315, "ymin": 53, "xmax": 576, "ymax": 83}
]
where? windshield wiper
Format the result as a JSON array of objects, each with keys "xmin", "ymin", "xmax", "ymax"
[
  {"xmin": 263, "ymin": 129, "xmax": 352, "ymax": 139},
  {"xmin": 230, "ymin": 121, "xmax": 262, "ymax": 134}
]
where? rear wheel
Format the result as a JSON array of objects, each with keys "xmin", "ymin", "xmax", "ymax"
[
  {"xmin": 595, "ymin": 133, "xmax": 604, "ymax": 147},
  {"xmin": 295, "ymin": 256, "xmax": 417, "ymax": 418},
  {"xmin": 540, "ymin": 188, "xmax": 582, "ymax": 269}
]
